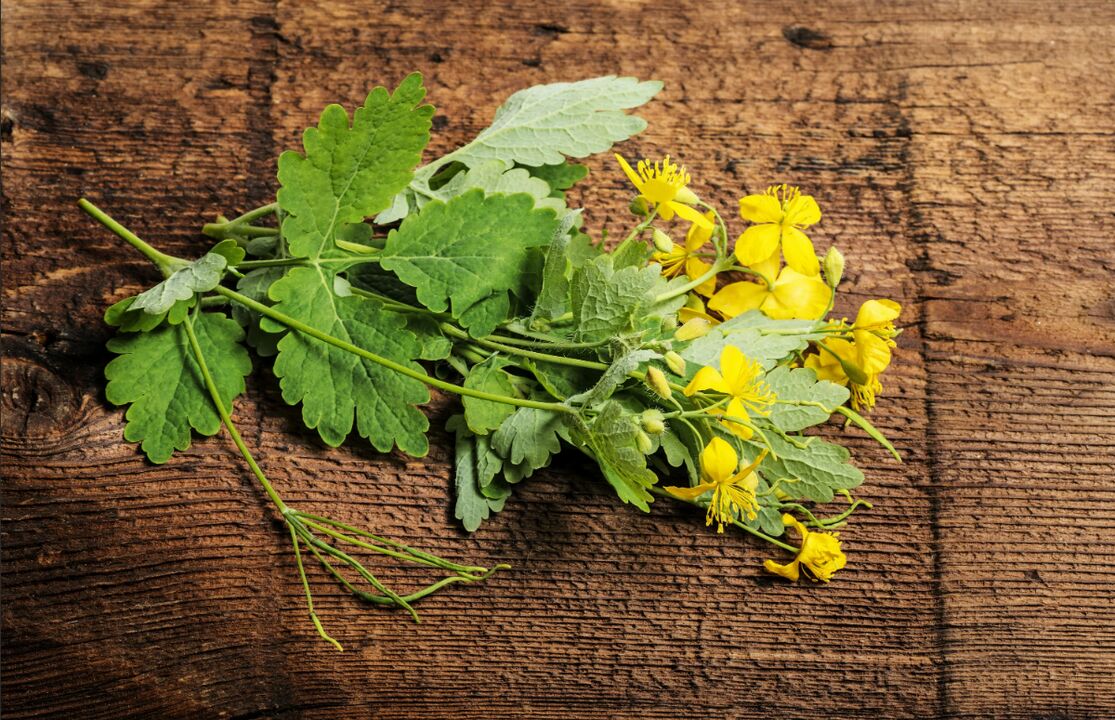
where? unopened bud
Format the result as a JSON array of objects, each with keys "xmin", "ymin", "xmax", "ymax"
[
  {"xmin": 823, "ymin": 246, "xmax": 845, "ymax": 288},
  {"xmin": 664, "ymin": 351, "xmax": 687, "ymax": 376},
  {"xmin": 636, "ymin": 430, "xmax": 655, "ymax": 455},
  {"xmin": 629, "ymin": 196, "xmax": 649, "ymax": 216},
  {"xmin": 675, "ymin": 318, "xmax": 711, "ymax": 341},
  {"xmin": 645, "ymin": 367, "xmax": 672, "ymax": 399},
  {"xmin": 651, "ymin": 229, "xmax": 674, "ymax": 254},
  {"xmin": 674, "ymin": 187, "xmax": 700, "ymax": 205},
  {"xmin": 641, "ymin": 409, "xmax": 666, "ymax": 435}
]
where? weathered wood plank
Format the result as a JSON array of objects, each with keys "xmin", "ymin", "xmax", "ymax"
[{"xmin": 2, "ymin": 1, "xmax": 1113, "ymax": 718}]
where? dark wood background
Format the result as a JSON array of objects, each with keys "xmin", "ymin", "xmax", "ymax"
[{"xmin": 3, "ymin": 1, "xmax": 1114, "ymax": 718}]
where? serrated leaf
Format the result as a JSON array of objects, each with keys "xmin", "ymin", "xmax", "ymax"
[
  {"xmin": 233, "ymin": 267, "xmax": 286, "ymax": 357},
  {"xmin": 680, "ymin": 326, "xmax": 808, "ymax": 372},
  {"xmin": 422, "ymin": 159, "xmax": 565, "ymax": 214},
  {"xmin": 523, "ymin": 162, "xmax": 589, "ymax": 196},
  {"xmin": 132, "ymin": 240, "xmax": 242, "ymax": 315},
  {"xmin": 530, "ymin": 210, "xmax": 583, "ymax": 323},
  {"xmin": 573, "ymin": 400, "xmax": 658, "ymax": 511},
  {"xmin": 764, "ymin": 366, "xmax": 849, "ymax": 432},
  {"xmin": 491, "ymin": 407, "xmax": 564, "ymax": 480},
  {"xmin": 405, "ymin": 315, "xmax": 452, "ymax": 361},
  {"xmin": 448, "ymin": 415, "xmax": 509, "ymax": 532},
  {"xmin": 570, "ymin": 256, "xmax": 676, "ymax": 342},
  {"xmin": 105, "ymin": 312, "xmax": 251, "ymax": 464},
  {"xmin": 278, "ymin": 73, "xmax": 433, "ymax": 259},
  {"xmin": 567, "ymin": 349, "xmax": 659, "ymax": 407},
  {"xmin": 450, "ymin": 76, "xmax": 662, "ymax": 167},
  {"xmin": 379, "ymin": 189, "xmax": 558, "ymax": 333},
  {"xmin": 751, "ymin": 434, "xmax": 864, "ymax": 504},
  {"xmin": 462, "ymin": 357, "xmax": 518, "ymax": 434},
  {"xmin": 269, "ymin": 266, "xmax": 430, "ymax": 454}
]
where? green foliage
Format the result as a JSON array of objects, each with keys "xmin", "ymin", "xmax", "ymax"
[
  {"xmin": 569, "ymin": 256, "xmax": 676, "ymax": 342},
  {"xmin": 105, "ymin": 312, "xmax": 251, "ymax": 464},
  {"xmin": 764, "ymin": 366, "xmax": 850, "ymax": 432},
  {"xmin": 571, "ymin": 401, "xmax": 658, "ymax": 511},
  {"xmin": 754, "ymin": 434, "xmax": 865, "ymax": 504},
  {"xmin": 131, "ymin": 240, "xmax": 244, "ymax": 315},
  {"xmin": 448, "ymin": 415, "xmax": 509, "ymax": 532},
  {"xmin": 462, "ymin": 357, "xmax": 519, "ymax": 434}
]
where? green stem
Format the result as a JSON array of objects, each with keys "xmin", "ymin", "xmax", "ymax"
[
  {"xmin": 78, "ymin": 199, "xmax": 179, "ymax": 274},
  {"xmin": 440, "ymin": 323, "xmax": 608, "ymax": 371},
  {"xmin": 649, "ymin": 487, "xmax": 798, "ymax": 552},
  {"xmin": 655, "ymin": 258, "xmax": 730, "ymax": 303},
  {"xmin": 612, "ymin": 206, "xmax": 660, "ymax": 258},
  {"xmin": 202, "ymin": 202, "xmax": 279, "ymax": 239},
  {"xmin": 289, "ymin": 524, "xmax": 344, "ymax": 651},
  {"xmin": 213, "ymin": 285, "xmax": 576, "ymax": 415},
  {"xmin": 728, "ymin": 264, "xmax": 775, "ymax": 289}
]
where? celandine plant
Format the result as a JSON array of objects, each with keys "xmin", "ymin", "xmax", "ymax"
[{"xmin": 81, "ymin": 74, "xmax": 902, "ymax": 649}]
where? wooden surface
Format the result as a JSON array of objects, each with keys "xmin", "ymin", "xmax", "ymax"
[{"xmin": 3, "ymin": 1, "xmax": 1114, "ymax": 718}]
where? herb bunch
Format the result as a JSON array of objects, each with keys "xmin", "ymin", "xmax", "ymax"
[{"xmin": 81, "ymin": 73, "xmax": 902, "ymax": 649}]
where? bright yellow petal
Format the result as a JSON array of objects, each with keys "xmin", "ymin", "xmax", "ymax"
[
  {"xmin": 734, "ymin": 224, "xmax": 782, "ymax": 266},
  {"xmin": 683, "ymin": 366, "xmax": 728, "ymax": 396},
  {"xmin": 783, "ymin": 194, "xmax": 821, "ymax": 227},
  {"xmin": 615, "ymin": 154, "xmax": 644, "ymax": 192},
  {"xmin": 685, "ymin": 257, "xmax": 717, "ymax": 297},
  {"xmin": 720, "ymin": 398, "xmax": 755, "ymax": 440},
  {"xmin": 781, "ymin": 226, "xmax": 820, "ymax": 276},
  {"xmin": 853, "ymin": 330, "xmax": 893, "ymax": 375},
  {"xmin": 771, "ymin": 268, "xmax": 831, "ymax": 320},
  {"xmin": 717, "ymin": 345, "xmax": 746, "ymax": 391},
  {"xmin": 708, "ymin": 281, "xmax": 767, "ymax": 319},
  {"xmin": 684, "ymin": 212, "xmax": 716, "ymax": 250},
  {"xmin": 739, "ymin": 194, "xmax": 782, "ymax": 224},
  {"xmin": 763, "ymin": 558, "xmax": 802, "ymax": 581},
  {"xmin": 664, "ymin": 482, "xmax": 714, "ymax": 501},
  {"xmin": 804, "ymin": 351, "xmax": 846, "ymax": 385},
  {"xmin": 668, "ymin": 201, "xmax": 713, "ymax": 228},
  {"xmin": 699, "ymin": 436, "xmax": 739, "ymax": 484},
  {"xmin": 750, "ymin": 250, "xmax": 781, "ymax": 286},
  {"xmin": 856, "ymin": 299, "xmax": 901, "ymax": 329}
]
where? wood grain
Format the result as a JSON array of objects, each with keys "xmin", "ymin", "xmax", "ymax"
[{"xmin": 3, "ymin": 1, "xmax": 1113, "ymax": 718}]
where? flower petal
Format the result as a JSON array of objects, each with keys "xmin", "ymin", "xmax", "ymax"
[
  {"xmin": 664, "ymin": 483, "xmax": 714, "ymax": 502},
  {"xmin": 668, "ymin": 201, "xmax": 713, "ymax": 228},
  {"xmin": 684, "ymin": 212, "xmax": 717, "ymax": 251},
  {"xmin": 614, "ymin": 153, "xmax": 644, "ymax": 192},
  {"xmin": 684, "ymin": 366, "xmax": 728, "ymax": 396},
  {"xmin": 699, "ymin": 436, "xmax": 739, "ymax": 484},
  {"xmin": 853, "ymin": 330, "xmax": 893, "ymax": 375},
  {"xmin": 763, "ymin": 558, "xmax": 801, "ymax": 582},
  {"xmin": 734, "ymin": 224, "xmax": 781, "ymax": 266},
  {"xmin": 721, "ymin": 398, "xmax": 755, "ymax": 440},
  {"xmin": 781, "ymin": 226, "xmax": 820, "ymax": 276},
  {"xmin": 750, "ymin": 250, "xmax": 781, "ymax": 286},
  {"xmin": 739, "ymin": 193, "xmax": 782, "ymax": 224},
  {"xmin": 783, "ymin": 194, "xmax": 821, "ymax": 227},
  {"xmin": 685, "ymin": 257, "xmax": 717, "ymax": 297},
  {"xmin": 855, "ymin": 298, "xmax": 901, "ymax": 329},
  {"xmin": 717, "ymin": 345, "xmax": 746, "ymax": 390},
  {"xmin": 771, "ymin": 268, "xmax": 831, "ymax": 319},
  {"xmin": 708, "ymin": 281, "xmax": 768, "ymax": 319}
]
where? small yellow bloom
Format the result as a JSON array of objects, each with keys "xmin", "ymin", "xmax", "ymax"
[
  {"xmin": 652, "ymin": 211, "xmax": 718, "ymax": 297},
  {"xmin": 735, "ymin": 184, "xmax": 822, "ymax": 275},
  {"xmin": 683, "ymin": 345, "xmax": 776, "ymax": 439},
  {"xmin": 665, "ymin": 437, "xmax": 766, "ymax": 533},
  {"xmin": 678, "ymin": 295, "xmax": 721, "ymax": 326},
  {"xmin": 708, "ymin": 250, "xmax": 831, "ymax": 321},
  {"xmin": 804, "ymin": 337, "xmax": 885, "ymax": 412},
  {"xmin": 616, "ymin": 154, "xmax": 713, "ymax": 229},
  {"xmin": 851, "ymin": 299, "xmax": 901, "ymax": 375},
  {"xmin": 763, "ymin": 513, "xmax": 847, "ymax": 582}
]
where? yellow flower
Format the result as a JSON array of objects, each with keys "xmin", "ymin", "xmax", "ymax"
[
  {"xmin": 652, "ymin": 211, "xmax": 717, "ymax": 297},
  {"xmin": 683, "ymin": 345, "xmax": 776, "ymax": 439},
  {"xmin": 707, "ymin": 250, "xmax": 830, "ymax": 321},
  {"xmin": 804, "ymin": 337, "xmax": 885, "ymax": 412},
  {"xmin": 616, "ymin": 154, "xmax": 713, "ymax": 229},
  {"xmin": 735, "ymin": 184, "xmax": 822, "ymax": 275},
  {"xmin": 678, "ymin": 295, "xmax": 721, "ymax": 325},
  {"xmin": 665, "ymin": 437, "xmax": 765, "ymax": 533},
  {"xmin": 851, "ymin": 299, "xmax": 901, "ymax": 375},
  {"xmin": 763, "ymin": 513, "xmax": 847, "ymax": 582}
]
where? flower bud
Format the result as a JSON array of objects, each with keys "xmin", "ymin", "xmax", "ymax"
[
  {"xmin": 636, "ymin": 430, "xmax": 655, "ymax": 455},
  {"xmin": 664, "ymin": 350, "xmax": 687, "ymax": 376},
  {"xmin": 641, "ymin": 409, "xmax": 666, "ymax": 435},
  {"xmin": 674, "ymin": 187, "xmax": 700, "ymax": 205},
  {"xmin": 823, "ymin": 246, "xmax": 845, "ymax": 288},
  {"xmin": 675, "ymin": 318, "xmax": 711, "ymax": 341},
  {"xmin": 629, "ymin": 196, "xmax": 649, "ymax": 216},
  {"xmin": 645, "ymin": 367, "xmax": 672, "ymax": 400},
  {"xmin": 651, "ymin": 229, "xmax": 674, "ymax": 254}
]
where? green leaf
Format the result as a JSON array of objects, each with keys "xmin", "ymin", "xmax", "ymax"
[
  {"xmin": 421, "ymin": 159, "xmax": 565, "ymax": 214},
  {"xmin": 105, "ymin": 312, "xmax": 251, "ymax": 464},
  {"xmin": 836, "ymin": 405, "xmax": 902, "ymax": 462},
  {"xmin": 233, "ymin": 267, "xmax": 286, "ymax": 357},
  {"xmin": 277, "ymin": 73, "xmax": 433, "ymax": 259},
  {"xmin": 447, "ymin": 415, "xmax": 509, "ymax": 532},
  {"xmin": 523, "ymin": 162, "xmax": 589, "ymax": 196},
  {"xmin": 573, "ymin": 400, "xmax": 658, "ymax": 511},
  {"xmin": 268, "ymin": 267, "xmax": 430, "ymax": 455},
  {"xmin": 751, "ymin": 434, "xmax": 864, "ymax": 504},
  {"xmin": 569, "ymin": 256, "xmax": 673, "ymax": 342},
  {"xmin": 567, "ymin": 349, "xmax": 659, "ymax": 406},
  {"xmin": 379, "ymin": 189, "xmax": 558, "ymax": 333},
  {"xmin": 679, "ymin": 326, "xmax": 807, "ymax": 372},
  {"xmin": 450, "ymin": 76, "xmax": 662, "ymax": 167},
  {"xmin": 462, "ymin": 357, "xmax": 519, "ymax": 434},
  {"xmin": 491, "ymin": 407, "xmax": 565, "ymax": 481},
  {"xmin": 131, "ymin": 240, "xmax": 243, "ymax": 315},
  {"xmin": 530, "ymin": 210, "xmax": 583, "ymax": 323},
  {"xmin": 764, "ymin": 366, "xmax": 849, "ymax": 432},
  {"xmin": 406, "ymin": 315, "xmax": 452, "ymax": 361}
]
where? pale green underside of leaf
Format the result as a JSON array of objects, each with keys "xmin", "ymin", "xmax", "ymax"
[
  {"xmin": 491, "ymin": 406, "xmax": 564, "ymax": 479},
  {"xmin": 573, "ymin": 401, "xmax": 658, "ymax": 511},
  {"xmin": 105, "ymin": 312, "xmax": 251, "ymax": 464},
  {"xmin": 753, "ymin": 434, "xmax": 864, "ymax": 504},
  {"xmin": 379, "ymin": 189, "xmax": 558, "ymax": 333},
  {"xmin": 570, "ymin": 255, "xmax": 681, "ymax": 342},
  {"xmin": 679, "ymin": 319, "xmax": 817, "ymax": 372},
  {"xmin": 420, "ymin": 159, "xmax": 565, "ymax": 214},
  {"xmin": 131, "ymin": 240, "xmax": 243, "ymax": 316},
  {"xmin": 269, "ymin": 266, "xmax": 430, "ymax": 455},
  {"xmin": 448, "ymin": 415, "xmax": 509, "ymax": 532},
  {"xmin": 764, "ymin": 366, "xmax": 850, "ymax": 432},
  {"xmin": 278, "ymin": 73, "xmax": 433, "ymax": 259}
]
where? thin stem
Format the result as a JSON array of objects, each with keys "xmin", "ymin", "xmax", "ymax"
[
  {"xmin": 655, "ymin": 258, "xmax": 730, "ymax": 304},
  {"xmin": 481, "ymin": 331, "xmax": 608, "ymax": 351},
  {"xmin": 212, "ymin": 286, "xmax": 577, "ymax": 415},
  {"xmin": 347, "ymin": 285, "xmax": 447, "ymax": 317},
  {"xmin": 728, "ymin": 264, "xmax": 775, "ymax": 288},
  {"xmin": 649, "ymin": 487, "xmax": 798, "ymax": 552},
  {"xmin": 612, "ymin": 206, "xmax": 660, "ymax": 258},
  {"xmin": 202, "ymin": 202, "xmax": 279, "ymax": 239},
  {"xmin": 440, "ymin": 323, "xmax": 608, "ymax": 371},
  {"xmin": 78, "ymin": 199, "xmax": 179, "ymax": 273},
  {"xmin": 182, "ymin": 314, "xmax": 289, "ymax": 514},
  {"xmin": 289, "ymin": 524, "xmax": 344, "ymax": 651}
]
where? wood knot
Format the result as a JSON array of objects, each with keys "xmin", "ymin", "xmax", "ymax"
[
  {"xmin": 1, "ymin": 357, "xmax": 86, "ymax": 443},
  {"xmin": 782, "ymin": 26, "xmax": 834, "ymax": 51}
]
